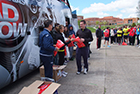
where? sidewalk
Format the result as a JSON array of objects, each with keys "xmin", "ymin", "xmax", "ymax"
[{"xmin": 58, "ymin": 34, "xmax": 140, "ymax": 94}]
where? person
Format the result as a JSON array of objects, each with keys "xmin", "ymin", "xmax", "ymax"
[
  {"xmin": 103, "ymin": 27, "xmax": 111, "ymax": 47},
  {"xmin": 39, "ymin": 20, "xmax": 59, "ymax": 78},
  {"xmin": 64, "ymin": 26, "xmax": 69, "ymax": 38},
  {"xmin": 137, "ymin": 25, "xmax": 140, "ymax": 47},
  {"xmin": 50, "ymin": 23, "xmax": 60, "ymax": 65},
  {"xmin": 114, "ymin": 28, "xmax": 118, "ymax": 43},
  {"xmin": 117, "ymin": 27, "xmax": 123, "ymax": 45},
  {"xmin": 55, "ymin": 25, "xmax": 73, "ymax": 65},
  {"xmin": 128, "ymin": 26, "xmax": 136, "ymax": 46},
  {"xmin": 96, "ymin": 25, "xmax": 102, "ymax": 50},
  {"xmin": 68, "ymin": 24, "xmax": 75, "ymax": 61},
  {"xmin": 76, "ymin": 20, "xmax": 93, "ymax": 75},
  {"xmin": 123, "ymin": 25, "xmax": 129, "ymax": 44},
  {"xmin": 64, "ymin": 26, "xmax": 70, "ymax": 63},
  {"xmin": 110, "ymin": 28, "xmax": 115, "ymax": 44}
]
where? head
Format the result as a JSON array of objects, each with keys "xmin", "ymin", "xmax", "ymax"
[
  {"xmin": 66, "ymin": 21, "xmax": 68, "ymax": 26},
  {"xmin": 64, "ymin": 26, "xmax": 68, "ymax": 32},
  {"xmin": 98, "ymin": 25, "xmax": 101, "ymax": 28},
  {"xmin": 54, "ymin": 23, "xmax": 59, "ymax": 31},
  {"xmin": 125, "ymin": 25, "xmax": 127, "ymax": 28},
  {"xmin": 56, "ymin": 25, "xmax": 64, "ymax": 33},
  {"xmin": 44, "ymin": 20, "xmax": 53, "ymax": 31},
  {"xmin": 80, "ymin": 20, "xmax": 86, "ymax": 29}
]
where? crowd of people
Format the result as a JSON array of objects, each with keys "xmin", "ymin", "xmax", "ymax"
[
  {"xmin": 96, "ymin": 25, "xmax": 140, "ymax": 50},
  {"xmin": 38, "ymin": 19, "xmax": 93, "ymax": 81}
]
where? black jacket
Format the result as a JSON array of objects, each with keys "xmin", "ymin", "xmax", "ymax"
[
  {"xmin": 76, "ymin": 28, "xmax": 93, "ymax": 47},
  {"xmin": 96, "ymin": 28, "xmax": 102, "ymax": 38},
  {"xmin": 56, "ymin": 32, "xmax": 71, "ymax": 50}
]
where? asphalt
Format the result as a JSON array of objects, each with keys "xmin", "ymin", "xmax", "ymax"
[{"xmin": 1, "ymin": 34, "xmax": 140, "ymax": 94}]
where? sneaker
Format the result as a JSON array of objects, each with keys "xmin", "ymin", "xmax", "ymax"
[
  {"xmin": 103, "ymin": 45, "xmax": 105, "ymax": 47},
  {"xmin": 62, "ymin": 73, "xmax": 66, "ymax": 77},
  {"xmin": 83, "ymin": 68, "xmax": 87, "ymax": 74},
  {"xmin": 97, "ymin": 48, "xmax": 100, "ymax": 50},
  {"xmin": 107, "ymin": 45, "xmax": 111, "ymax": 48},
  {"xmin": 62, "ymin": 71, "xmax": 68, "ymax": 75},
  {"xmin": 76, "ymin": 72, "xmax": 81, "ymax": 75}
]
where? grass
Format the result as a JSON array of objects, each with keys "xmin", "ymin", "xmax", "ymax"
[{"xmin": 87, "ymin": 27, "xmax": 96, "ymax": 33}]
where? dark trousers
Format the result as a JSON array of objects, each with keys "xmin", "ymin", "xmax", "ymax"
[
  {"xmin": 114, "ymin": 35, "xmax": 117, "ymax": 43},
  {"xmin": 58, "ymin": 51, "xmax": 65, "ymax": 65},
  {"xmin": 97, "ymin": 37, "xmax": 101, "ymax": 49},
  {"xmin": 129, "ymin": 36, "xmax": 135, "ymax": 45},
  {"xmin": 117, "ymin": 37, "xmax": 122, "ymax": 44},
  {"xmin": 111, "ymin": 36, "xmax": 114, "ymax": 44},
  {"xmin": 137, "ymin": 35, "xmax": 139, "ymax": 45},
  {"xmin": 40, "ymin": 55, "xmax": 53, "ymax": 78},
  {"xmin": 76, "ymin": 47, "xmax": 88, "ymax": 72}
]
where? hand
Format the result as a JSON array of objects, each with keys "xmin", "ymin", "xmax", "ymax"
[
  {"xmin": 55, "ymin": 47, "xmax": 59, "ymax": 52},
  {"xmin": 80, "ymin": 38, "xmax": 85, "ymax": 42},
  {"xmin": 71, "ymin": 38, "xmax": 75, "ymax": 41},
  {"xmin": 53, "ymin": 45, "xmax": 56, "ymax": 47}
]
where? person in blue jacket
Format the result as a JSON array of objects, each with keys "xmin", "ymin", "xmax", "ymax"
[
  {"xmin": 68, "ymin": 24, "xmax": 75, "ymax": 60},
  {"xmin": 39, "ymin": 20, "xmax": 59, "ymax": 78}
]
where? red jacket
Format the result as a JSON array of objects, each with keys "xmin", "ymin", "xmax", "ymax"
[
  {"xmin": 104, "ymin": 29, "xmax": 110, "ymax": 37},
  {"xmin": 128, "ymin": 28, "xmax": 136, "ymax": 36}
]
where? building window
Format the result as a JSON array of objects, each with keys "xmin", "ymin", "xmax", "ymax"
[{"xmin": 128, "ymin": 19, "xmax": 133, "ymax": 24}]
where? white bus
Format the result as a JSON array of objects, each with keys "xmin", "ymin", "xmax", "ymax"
[{"xmin": 0, "ymin": 0, "xmax": 78, "ymax": 89}]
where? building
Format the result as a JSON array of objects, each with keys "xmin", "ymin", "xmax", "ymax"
[
  {"xmin": 84, "ymin": 16, "xmax": 124, "ymax": 26},
  {"xmin": 77, "ymin": 16, "xmax": 84, "ymax": 21},
  {"xmin": 123, "ymin": 18, "xmax": 139, "ymax": 24}
]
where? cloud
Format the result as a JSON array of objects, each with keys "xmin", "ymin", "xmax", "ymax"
[
  {"xmin": 82, "ymin": 0, "xmax": 138, "ymax": 15},
  {"xmin": 116, "ymin": 14, "xmax": 123, "ymax": 18},
  {"xmin": 97, "ymin": 12, "xmax": 109, "ymax": 17}
]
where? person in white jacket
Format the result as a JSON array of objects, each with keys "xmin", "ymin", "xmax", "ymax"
[{"xmin": 110, "ymin": 28, "xmax": 115, "ymax": 44}]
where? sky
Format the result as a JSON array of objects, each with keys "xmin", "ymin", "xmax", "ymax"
[{"xmin": 69, "ymin": 0, "xmax": 139, "ymax": 19}]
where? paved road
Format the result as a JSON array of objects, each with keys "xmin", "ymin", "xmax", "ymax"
[{"xmin": 1, "ymin": 34, "xmax": 140, "ymax": 94}]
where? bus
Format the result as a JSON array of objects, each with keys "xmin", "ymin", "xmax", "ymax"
[{"xmin": 0, "ymin": 0, "xmax": 78, "ymax": 89}]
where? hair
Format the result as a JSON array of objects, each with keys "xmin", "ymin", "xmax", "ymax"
[
  {"xmin": 55, "ymin": 23, "xmax": 59, "ymax": 27},
  {"xmin": 106, "ymin": 27, "xmax": 109, "ymax": 29},
  {"xmin": 44, "ymin": 20, "xmax": 52, "ymax": 28},
  {"xmin": 56, "ymin": 25, "xmax": 64, "ymax": 33},
  {"xmin": 80, "ymin": 20, "xmax": 86, "ymax": 24}
]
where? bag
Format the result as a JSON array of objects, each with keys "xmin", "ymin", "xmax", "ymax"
[
  {"xmin": 54, "ymin": 40, "xmax": 65, "ymax": 56},
  {"xmin": 74, "ymin": 37, "xmax": 85, "ymax": 48}
]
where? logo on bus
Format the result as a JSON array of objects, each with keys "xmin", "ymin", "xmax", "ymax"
[{"xmin": 0, "ymin": 1, "xmax": 27, "ymax": 39}]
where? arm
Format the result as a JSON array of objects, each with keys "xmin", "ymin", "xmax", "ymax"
[{"xmin": 84, "ymin": 30, "xmax": 93, "ymax": 42}]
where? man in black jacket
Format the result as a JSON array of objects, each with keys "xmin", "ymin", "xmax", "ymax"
[
  {"xmin": 76, "ymin": 20, "xmax": 93, "ymax": 75},
  {"xmin": 96, "ymin": 25, "xmax": 102, "ymax": 50}
]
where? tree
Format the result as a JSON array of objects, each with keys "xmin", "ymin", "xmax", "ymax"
[
  {"xmin": 132, "ymin": 23, "xmax": 136, "ymax": 27},
  {"xmin": 95, "ymin": 21, "xmax": 99, "ymax": 25},
  {"xmin": 78, "ymin": 20, "xmax": 82, "ymax": 28}
]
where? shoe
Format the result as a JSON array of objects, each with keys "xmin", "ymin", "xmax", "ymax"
[
  {"xmin": 62, "ymin": 73, "xmax": 66, "ymax": 77},
  {"xmin": 76, "ymin": 72, "xmax": 81, "ymax": 75},
  {"xmin": 107, "ymin": 45, "xmax": 111, "ymax": 48},
  {"xmin": 138, "ymin": 46, "xmax": 140, "ymax": 48},
  {"xmin": 62, "ymin": 71, "xmax": 68, "ymax": 75},
  {"xmin": 97, "ymin": 48, "xmax": 100, "ymax": 50},
  {"xmin": 103, "ymin": 45, "xmax": 105, "ymax": 47},
  {"xmin": 69, "ymin": 58, "xmax": 74, "ymax": 61},
  {"xmin": 83, "ymin": 68, "xmax": 87, "ymax": 74}
]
